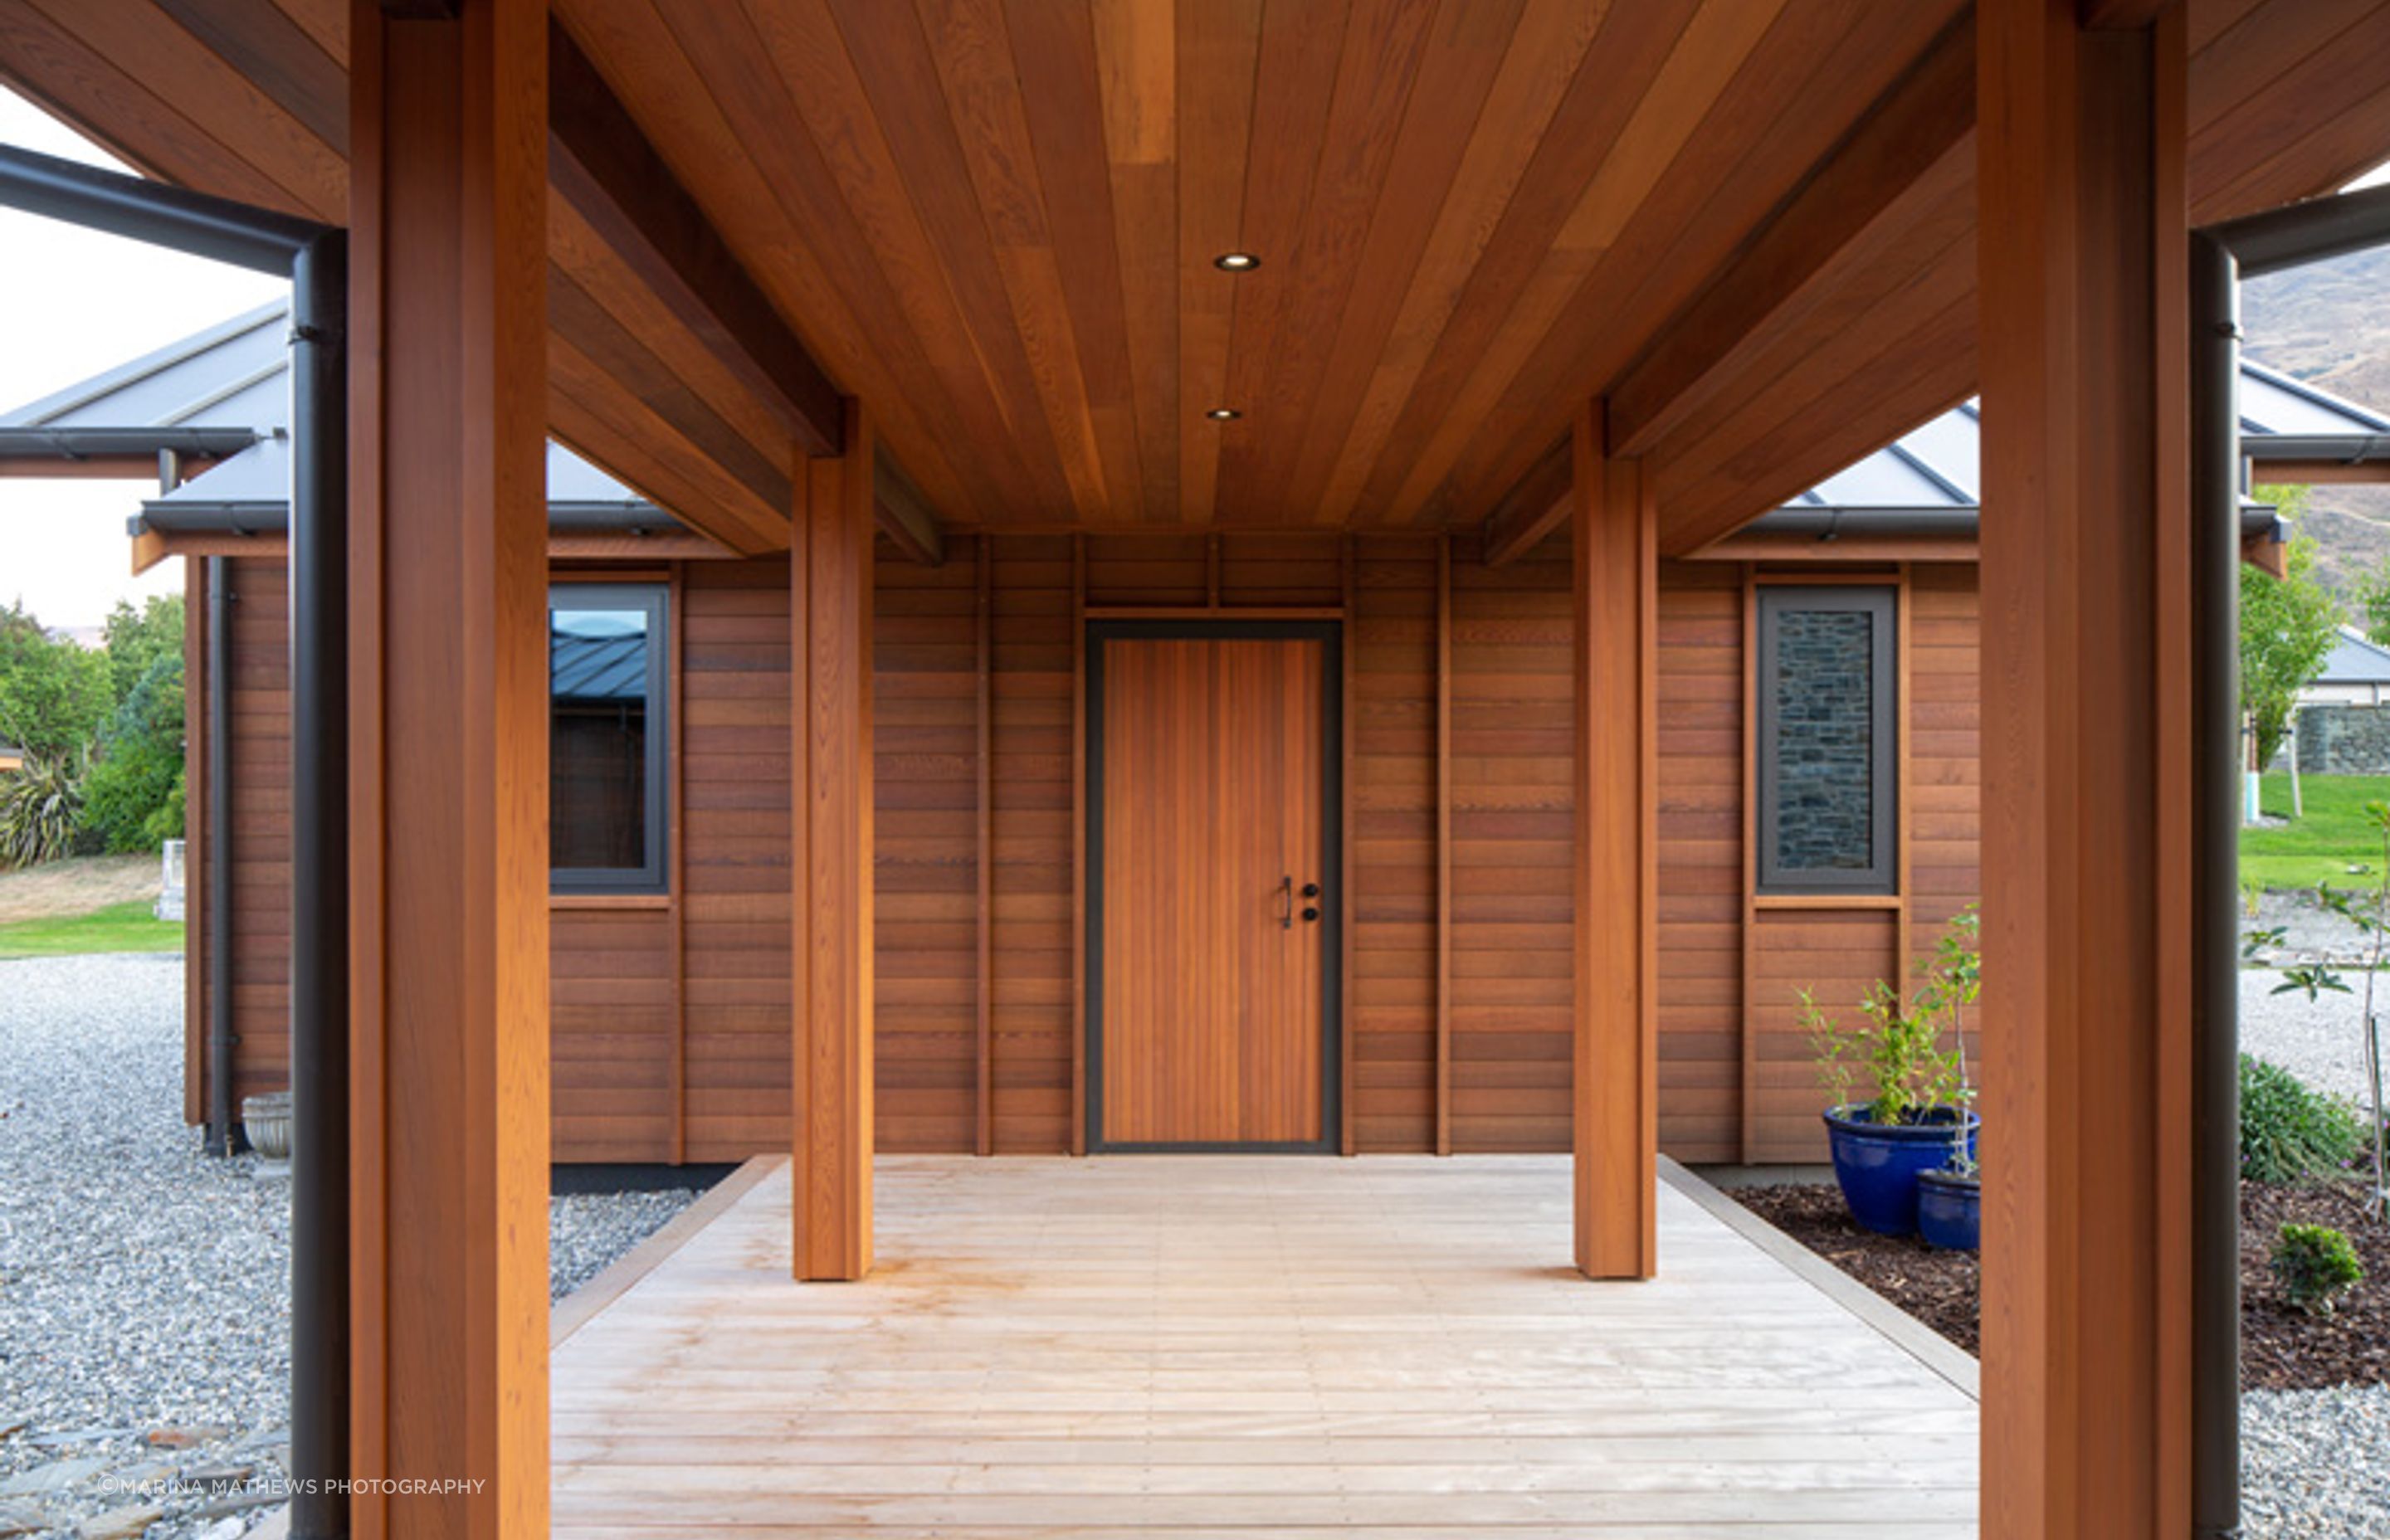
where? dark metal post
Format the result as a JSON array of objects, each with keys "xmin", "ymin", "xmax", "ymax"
[
  {"xmin": 288, "ymin": 230, "xmax": 350, "ymax": 1540},
  {"xmin": 2190, "ymin": 227, "xmax": 2244, "ymax": 1540},
  {"xmin": 203, "ymin": 555, "xmax": 238, "ymax": 1157}
]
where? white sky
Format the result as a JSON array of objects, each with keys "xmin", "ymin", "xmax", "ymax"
[
  {"xmin": 0, "ymin": 88, "xmax": 284, "ymax": 632},
  {"xmin": 0, "ymin": 90, "xmax": 2383, "ymax": 632}
]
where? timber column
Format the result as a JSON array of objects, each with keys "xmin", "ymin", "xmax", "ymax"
[
  {"xmin": 1978, "ymin": 2, "xmax": 2193, "ymax": 1536},
  {"xmin": 1572, "ymin": 401, "xmax": 1659, "ymax": 1280},
  {"xmin": 793, "ymin": 403, "xmax": 876, "ymax": 1280},
  {"xmin": 346, "ymin": 2, "xmax": 551, "ymax": 1535}
]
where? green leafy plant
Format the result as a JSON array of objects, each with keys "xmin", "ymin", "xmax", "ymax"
[
  {"xmin": 2270, "ymin": 1222, "xmax": 2364, "ymax": 1318},
  {"xmin": 0, "ymin": 751, "xmax": 87, "ymax": 868},
  {"xmin": 0, "ymin": 601, "xmax": 110, "ymax": 761},
  {"xmin": 2241, "ymin": 494, "xmax": 2339, "ymax": 772},
  {"xmin": 2241, "ymin": 1055, "xmax": 2368, "ymax": 1184},
  {"xmin": 2265, "ymin": 795, "xmax": 2390, "ymax": 1222},
  {"xmin": 1805, "ymin": 908, "xmax": 1979, "ymax": 1133},
  {"xmin": 80, "ymin": 651, "xmax": 186, "ymax": 853}
]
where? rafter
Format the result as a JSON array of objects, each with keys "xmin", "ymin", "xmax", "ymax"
[
  {"xmin": 872, "ymin": 451, "xmax": 946, "ymax": 567},
  {"xmin": 1479, "ymin": 436, "xmax": 1572, "ymax": 568}
]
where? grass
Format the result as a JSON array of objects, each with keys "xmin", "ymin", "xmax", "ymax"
[
  {"xmin": 2241, "ymin": 772, "xmax": 2390, "ymax": 893},
  {"xmin": 0, "ymin": 898, "xmax": 183, "ymax": 959}
]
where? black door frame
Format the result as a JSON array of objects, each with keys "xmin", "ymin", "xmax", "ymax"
[{"xmin": 1084, "ymin": 619, "xmax": 1344, "ymax": 1153}]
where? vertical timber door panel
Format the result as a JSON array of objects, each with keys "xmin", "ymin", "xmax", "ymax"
[{"xmin": 1096, "ymin": 629, "xmax": 1333, "ymax": 1148}]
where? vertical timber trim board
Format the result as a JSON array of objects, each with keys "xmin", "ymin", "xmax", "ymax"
[
  {"xmin": 346, "ymin": 2, "xmax": 553, "ymax": 1532},
  {"xmin": 1435, "ymin": 534, "xmax": 1453, "ymax": 1158},
  {"xmin": 1738, "ymin": 565, "xmax": 1758, "ymax": 1167},
  {"xmin": 1895, "ymin": 568, "xmax": 1914, "ymax": 973},
  {"xmin": 791, "ymin": 402, "xmax": 876, "ymax": 1282},
  {"xmin": 1341, "ymin": 537, "xmax": 1358, "ymax": 1156},
  {"xmin": 1070, "ymin": 535, "xmax": 1088, "ymax": 1157},
  {"xmin": 1573, "ymin": 402, "xmax": 1659, "ymax": 1280},
  {"xmin": 669, "ymin": 562, "xmax": 687, "ymax": 1165},
  {"xmin": 975, "ymin": 536, "xmax": 994, "ymax": 1157}
]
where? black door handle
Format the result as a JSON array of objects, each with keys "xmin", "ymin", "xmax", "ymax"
[{"xmin": 1278, "ymin": 875, "xmax": 1294, "ymax": 930}]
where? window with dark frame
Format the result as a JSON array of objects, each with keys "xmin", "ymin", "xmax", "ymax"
[
  {"xmin": 549, "ymin": 583, "xmax": 668, "ymax": 894},
  {"xmin": 1756, "ymin": 586, "xmax": 1896, "ymax": 894}
]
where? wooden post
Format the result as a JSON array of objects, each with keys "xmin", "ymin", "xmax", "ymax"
[
  {"xmin": 1572, "ymin": 401, "xmax": 1658, "ymax": 1280},
  {"xmin": 345, "ymin": 1, "xmax": 549, "ymax": 1535},
  {"xmin": 793, "ymin": 401, "xmax": 876, "ymax": 1281},
  {"xmin": 1977, "ymin": 3, "xmax": 2192, "ymax": 1536}
]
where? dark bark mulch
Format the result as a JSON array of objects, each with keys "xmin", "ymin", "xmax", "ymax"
[
  {"xmin": 1728, "ymin": 1182, "xmax": 1981, "ymax": 1355},
  {"xmin": 1729, "ymin": 1178, "xmax": 2390, "ymax": 1390}
]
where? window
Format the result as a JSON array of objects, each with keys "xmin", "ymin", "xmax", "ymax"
[
  {"xmin": 1757, "ymin": 586, "xmax": 1895, "ymax": 894},
  {"xmin": 550, "ymin": 584, "xmax": 667, "ymax": 894}
]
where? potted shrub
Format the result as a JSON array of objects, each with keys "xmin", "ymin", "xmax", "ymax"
[
  {"xmin": 1803, "ymin": 909, "xmax": 1981, "ymax": 1237},
  {"xmin": 1916, "ymin": 1148, "xmax": 1979, "ymax": 1251}
]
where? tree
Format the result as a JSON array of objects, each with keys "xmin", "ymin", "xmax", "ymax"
[
  {"xmin": 2241, "ymin": 488, "xmax": 2342, "ymax": 773},
  {"xmin": 2356, "ymin": 552, "xmax": 2390, "ymax": 647},
  {"xmin": 101, "ymin": 594, "xmax": 183, "ymax": 704},
  {"xmin": 0, "ymin": 601, "xmax": 110, "ymax": 759},
  {"xmin": 80, "ymin": 651, "xmax": 185, "ymax": 852}
]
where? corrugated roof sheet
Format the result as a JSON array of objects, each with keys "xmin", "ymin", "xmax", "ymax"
[
  {"xmin": 1784, "ymin": 356, "xmax": 2390, "ymax": 514},
  {"xmin": 2316, "ymin": 626, "xmax": 2390, "ymax": 685}
]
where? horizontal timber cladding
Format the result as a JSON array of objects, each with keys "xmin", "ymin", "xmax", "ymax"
[{"xmin": 189, "ymin": 539, "xmax": 1978, "ymax": 1164}]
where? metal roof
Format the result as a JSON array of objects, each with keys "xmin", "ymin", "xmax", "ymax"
[
  {"xmin": 2316, "ymin": 626, "xmax": 2390, "ymax": 686},
  {"xmin": 549, "ymin": 625, "xmax": 650, "ymax": 704},
  {"xmin": 1783, "ymin": 355, "xmax": 2390, "ymax": 514},
  {"xmin": 0, "ymin": 298, "xmax": 669, "ymax": 521}
]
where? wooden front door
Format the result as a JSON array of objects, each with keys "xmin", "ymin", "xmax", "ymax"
[{"xmin": 1090, "ymin": 626, "xmax": 1338, "ymax": 1150}]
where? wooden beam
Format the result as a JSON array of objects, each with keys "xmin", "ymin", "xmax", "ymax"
[
  {"xmin": 2249, "ymin": 458, "xmax": 2390, "ymax": 485},
  {"xmin": 1978, "ymin": 4, "xmax": 2193, "ymax": 1536},
  {"xmin": 873, "ymin": 451, "xmax": 947, "ymax": 567},
  {"xmin": 345, "ymin": 2, "xmax": 550, "ymax": 1534},
  {"xmin": 792, "ymin": 399, "xmax": 875, "ymax": 1281},
  {"xmin": 547, "ymin": 18, "xmax": 841, "ymax": 460},
  {"xmin": 1686, "ymin": 532, "xmax": 1982, "ymax": 564},
  {"xmin": 1480, "ymin": 438, "xmax": 1571, "ymax": 568},
  {"xmin": 1610, "ymin": 17, "xmax": 1974, "ymax": 461},
  {"xmin": 1572, "ymin": 401, "xmax": 1657, "ymax": 1281}
]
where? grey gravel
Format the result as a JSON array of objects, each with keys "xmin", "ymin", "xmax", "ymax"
[
  {"xmin": 2241, "ymin": 970, "xmax": 2388, "ymax": 1109},
  {"xmin": 2243, "ymin": 1382, "xmax": 2390, "ymax": 1538},
  {"xmin": 0, "ymin": 954, "xmax": 697, "ymax": 1538}
]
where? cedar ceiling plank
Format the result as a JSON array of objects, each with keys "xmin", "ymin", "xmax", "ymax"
[
  {"xmin": 631, "ymin": 0, "xmax": 1040, "ymax": 522},
  {"xmin": 1605, "ymin": 12, "xmax": 1973, "ymax": 461},
  {"xmin": 1215, "ymin": 0, "xmax": 1440, "ymax": 524},
  {"xmin": 1310, "ymin": 0, "xmax": 1609, "ymax": 527},
  {"xmin": 266, "ymin": 0, "xmax": 345, "ymax": 63},
  {"xmin": 147, "ymin": 0, "xmax": 347, "ymax": 150},
  {"xmin": 18, "ymin": 0, "xmax": 341, "ymax": 218},
  {"xmin": 1339, "ymin": 0, "xmax": 1700, "ymax": 525},
  {"xmin": 822, "ymin": 0, "xmax": 1089, "ymax": 518},
  {"xmin": 2188, "ymin": 0, "xmax": 2390, "ymax": 221},
  {"xmin": 1171, "ymin": 0, "xmax": 1265, "ymax": 534},
  {"xmin": 1090, "ymin": 0, "xmax": 1181, "ymax": 524},
  {"xmin": 2080, "ymin": 0, "xmax": 2174, "ymax": 27},
  {"xmin": 548, "ymin": 262, "xmax": 795, "ymax": 516},
  {"xmin": 2200, "ymin": 71, "xmax": 2390, "ymax": 221},
  {"xmin": 0, "ymin": 3, "xmax": 318, "ymax": 217},
  {"xmin": 993, "ymin": 0, "xmax": 1146, "ymax": 524},
  {"xmin": 905, "ymin": 0, "xmax": 1110, "ymax": 521},
  {"xmin": 1479, "ymin": 436, "xmax": 1570, "ymax": 568},
  {"xmin": 549, "ymin": 19, "xmax": 843, "ymax": 459},
  {"xmin": 1374, "ymin": 0, "xmax": 1797, "ymax": 527},
  {"xmin": 1441, "ymin": 0, "xmax": 1950, "ymax": 524},
  {"xmin": 2188, "ymin": 0, "xmax": 2381, "ymax": 132},
  {"xmin": 1275, "ymin": 0, "xmax": 1525, "ymax": 525}
]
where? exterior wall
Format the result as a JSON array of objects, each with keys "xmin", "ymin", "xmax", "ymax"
[
  {"xmin": 2294, "ymin": 704, "xmax": 2390, "ymax": 774},
  {"xmin": 189, "ymin": 542, "xmax": 1980, "ymax": 1166}
]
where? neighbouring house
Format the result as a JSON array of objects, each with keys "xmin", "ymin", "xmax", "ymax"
[
  {"xmin": 2293, "ymin": 627, "xmax": 2390, "ymax": 773},
  {"xmin": 9, "ymin": 307, "xmax": 2375, "ymax": 1167},
  {"xmin": 2, "ymin": 7, "xmax": 2385, "ymax": 1535}
]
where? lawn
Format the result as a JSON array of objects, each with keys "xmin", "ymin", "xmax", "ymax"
[
  {"xmin": 2241, "ymin": 772, "xmax": 2390, "ymax": 893},
  {"xmin": 0, "ymin": 898, "xmax": 183, "ymax": 959}
]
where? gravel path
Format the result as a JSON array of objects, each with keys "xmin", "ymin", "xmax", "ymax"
[
  {"xmin": 2241, "ymin": 969, "xmax": 2387, "ymax": 1108},
  {"xmin": 2244, "ymin": 1383, "xmax": 2390, "ymax": 1539},
  {"xmin": 0, "ymin": 953, "xmax": 698, "ymax": 1540}
]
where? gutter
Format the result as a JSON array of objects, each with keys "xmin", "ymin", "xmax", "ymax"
[
  {"xmin": 1739, "ymin": 504, "xmax": 2284, "ymax": 545},
  {"xmin": 132, "ymin": 500, "xmax": 684, "ymax": 539},
  {"xmin": 0, "ymin": 426, "xmax": 259, "ymax": 463}
]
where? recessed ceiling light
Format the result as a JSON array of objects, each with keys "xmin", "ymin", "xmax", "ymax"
[
  {"xmin": 1213, "ymin": 251, "xmax": 1260, "ymax": 272},
  {"xmin": 1206, "ymin": 407, "xmax": 1241, "ymax": 422}
]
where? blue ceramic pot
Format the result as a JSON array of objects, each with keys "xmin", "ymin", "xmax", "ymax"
[
  {"xmin": 1916, "ymin": 1168, "xmax": 1981, "ymax": 1250},
  {"xmin": 1822, "ymin": 1104, "xmax": 1981, "ymax": 1236}
]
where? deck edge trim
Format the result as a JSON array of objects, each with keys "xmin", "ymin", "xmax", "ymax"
[{"xmin": 551, "ymin": 1153, "xmax": 787, "ymax": 1348}]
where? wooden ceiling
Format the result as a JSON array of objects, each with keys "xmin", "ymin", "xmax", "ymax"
[{"xmin": 2, "ymin": 0, "xmax": 2388, "ymax": 549}]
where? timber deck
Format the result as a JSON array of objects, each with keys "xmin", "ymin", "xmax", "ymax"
[{"xmin": 552, "ymin": 1156, "xmax": 1979, "ymax": 1538}]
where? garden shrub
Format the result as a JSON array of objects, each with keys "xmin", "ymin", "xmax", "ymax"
[
  {"xmin": 2241, "ymin": 1054, "xmax": 2366, "ymax": 1183},
  {"xmin": 2270, "ymin": 1222, "xmax": 2364, "ymax": 1317},
  {"xmin": 80, "ymin": 651, "xmax": 185, "ymax": 852},
  {"xmin": 0, "ymin": 753, "xmax": 85, "ymax": 868}
]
